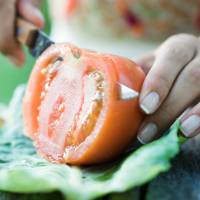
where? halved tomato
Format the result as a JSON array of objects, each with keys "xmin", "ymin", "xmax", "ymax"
[{"xmin": 23, "ymin": 43, "xmax": 145, "ymax": 165}]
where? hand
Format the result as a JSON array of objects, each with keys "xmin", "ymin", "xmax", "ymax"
[
  {"xmin": 136, "ymin": 34, "xmax": 200, "ymax": 143},
  {"xmin": 0, "ymin": 0, "xmax": 44, "ymax": 66}
]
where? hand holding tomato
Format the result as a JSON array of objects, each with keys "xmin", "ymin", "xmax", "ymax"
[
  {"xmin": 0, "ymin": 0, "xmax": 44, "ymax": 66},
  {"xmin": 137, "ymin": 34, "xmax": 200, "ymax": 143}
]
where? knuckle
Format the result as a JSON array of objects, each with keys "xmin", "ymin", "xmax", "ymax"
[
  {"xmin": 158, "ymin": 34, "xmax": 197, "ymax": 62},
  {"xmin": 161, "ymin": 44, "xmax": 193, "ymax": 62},
  {"xmin": 167, "ymin": 34, "xmax": 197, "ymax": 45}
]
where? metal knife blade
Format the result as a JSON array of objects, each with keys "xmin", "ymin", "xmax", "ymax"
[
  {"xmin": 29, "ymin": 30, "xmax": 54, "ymax": 57},
  {"xmin": 16, "ymin": 17, "xmax": 54, "ymax": 58},
  {"xmin": 118, "ymin": 83, "xmax": 139, "ymax": 100}
]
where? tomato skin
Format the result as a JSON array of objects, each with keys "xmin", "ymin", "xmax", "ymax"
[{"xmin": 23, "ymin": 43, "xmax": 145, "ymax": 165}]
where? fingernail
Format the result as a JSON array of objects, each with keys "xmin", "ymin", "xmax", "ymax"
[
  {"xmin": 140, "ymin": 92, "xmax": 160, "ymax": 114},
  {"xmin": 137, "ymin": 122, "xmax": 158, "ymax": 144},
  {"xmin": 178, "ymin": 107, "xmax": 191, "ymax": 119},
  {"xmin": 181, "ymin": 115, "xmax": 200, "ymax": 137}
]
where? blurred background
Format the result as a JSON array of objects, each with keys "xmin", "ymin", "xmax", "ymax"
[{"xmin": 0, "ymin": 0, "xmax": 199, "ymax": 103}]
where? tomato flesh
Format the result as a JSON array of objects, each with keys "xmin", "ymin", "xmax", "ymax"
[{"xmin": 65, "ymin": 71, "xmax": 104, "ymax": 146}]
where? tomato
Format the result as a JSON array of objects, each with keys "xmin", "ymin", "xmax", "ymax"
[{"xmin": 23, "ymin": 43, "xmax": 145, "ymax": 165}]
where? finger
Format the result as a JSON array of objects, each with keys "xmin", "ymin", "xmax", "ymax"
[
  {"xmin": 134, "ymin": 52, "xmax": 155, "ymax": 75},
  {"xmin": 7, "ymin": 45, "xmax": 25, "ymax": 66},
  {"xmin": 180, "ymin": 102, "xmax": 200, "ymax": 137},
  {"xmin": 139, "ymin": 34, "xmax": 197, "ymax": 114},
  {"xmin": 17, "ymin": 0, "xmax": 44, "ymax": 28},
  {"xmin": 137, "ymin": 55, "xmax": 200, "ymax": 143},
  {"xmin": 0, "ymin": 0, "xmax": 24, "ymax": 66},
  {"xmin": 180, "ymin": 94, "xmax": 200, "ymax": 137}
]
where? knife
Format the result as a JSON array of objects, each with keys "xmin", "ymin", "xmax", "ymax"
[{"xmin": 16, "ymin": 17, "xmax": 54, "ymax": 58}]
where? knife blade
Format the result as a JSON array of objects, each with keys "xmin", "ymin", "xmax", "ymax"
[
  {"xmin": 16, "ymin": 17, "xmax": 54, "ymax": 58},
  {"xmin": 117, "ymin": 83, "xmax": 139, "ymax": 100}
]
